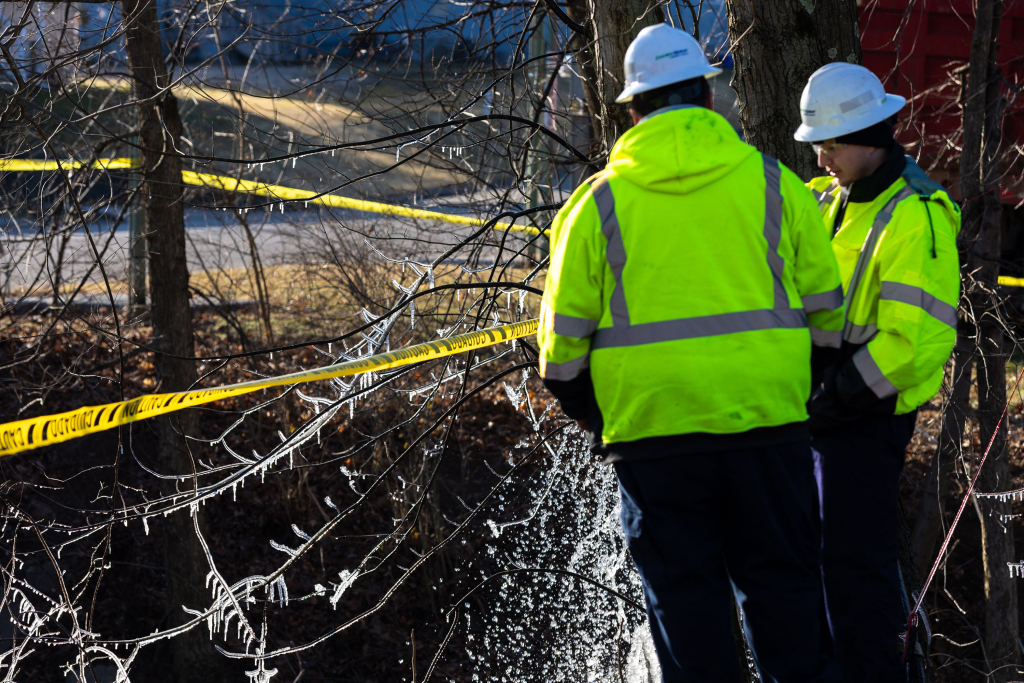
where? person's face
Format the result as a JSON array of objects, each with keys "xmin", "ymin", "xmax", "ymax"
[{"xmin": 813, "ymin": 140, "xmax": 886, "ymax": 187}]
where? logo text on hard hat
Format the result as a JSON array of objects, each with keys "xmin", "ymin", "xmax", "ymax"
[{"xmin": 655, "ymin": 49, "xmax": 688, "ymax": 60}]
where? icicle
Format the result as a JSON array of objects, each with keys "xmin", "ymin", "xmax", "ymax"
[{"xmin": 276, "ymin": 577, "xmax": 288, "ymax": 607}]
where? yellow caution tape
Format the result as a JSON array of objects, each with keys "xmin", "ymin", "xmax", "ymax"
[
  {"xmin": 0, "ymin": 158, "xmax": 539, "ymax": 235},
  {"xmin": 998, "ymin": 275, "xmax": 1024, "ymax": 287},
  {"xmin": 0, "ymin": 158, "xmax": 136, "ymax": 171},
  {"xmin": 0, "ymin": 319, "xmax": 538, "ymax": 457},
  {"xmin": 181, "ymin": 170, "xmax": 538, "ymax": 234}
]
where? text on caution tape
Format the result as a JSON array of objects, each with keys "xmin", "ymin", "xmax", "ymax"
[{"xmin": 0, "ymin": 319, "xmax": 538, "ymax": 457}]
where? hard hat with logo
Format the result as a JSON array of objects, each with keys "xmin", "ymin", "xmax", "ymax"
[
  {"xmin": 615, "ymin": 24, "xmax": 721, "ymax": 104},
  {"xmin": 794, "ymin": 62, "xmax": 905, "ymax": 142}
]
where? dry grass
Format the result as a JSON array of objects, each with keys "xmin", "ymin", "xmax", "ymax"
[{"xmin": 32, "ymin": 261, "xmax": 542, "ymax": 347}]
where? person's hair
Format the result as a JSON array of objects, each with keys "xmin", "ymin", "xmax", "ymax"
[
  {"xmin": 629, "ymin": 77, "xmax": 709, "ymax": 117},
  {"xmin": 829, "ymin": 114, "xmax": 899, "ymax": 148}
]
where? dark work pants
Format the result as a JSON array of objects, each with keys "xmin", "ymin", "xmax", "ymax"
[
  {"xmin": 614, "ymin": 442, "xmax": 839, "ymax": 683},
  {"xmin": 813, "ymin": 412, "xmax": 916, "ymax": 683}
]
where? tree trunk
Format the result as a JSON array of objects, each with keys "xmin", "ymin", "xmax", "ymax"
[
  {"xmin": 911, "ymin": 340, "xmax": 973, "ymax": 577},
  {"xmin": 562, "ymin": 0, "xmax": 662, "ymax": 161},
  {"xmin": 959, "ymin": 1, "xmax": 1017, "ymax": 678},
  {"xmin": 120, "ymin": 1, "xmax": 220, "ymax": 679},
  {"xmin": 975, "ymin": 324, "xmax": 1019, "ymax": 679},
  {"xmin": 724, "ymin": 0, "xmax": 862, "ymax": 180}
]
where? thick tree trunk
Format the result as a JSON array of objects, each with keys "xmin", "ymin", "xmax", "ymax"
[
  {"xmin": 120, "ymin": 1, "xmax": 220, "ymax": 679},
  {"xmin": 975, "ymin": 324, "xmax": 1019, "ymax": 679},
  {"xmin": 911, "ymin": 340, "xmax": 973, "ymax": 577},
  {"xmin": 959, "ymin": 1, "xmax": 1018, "ymax": 678},
  {"xmin": 724, "ymin": 0, "xmax": 862, "ymax": 180},
  {"xmin": 562, "ymin": 0, "xmax": 662, "ymax": 161}
]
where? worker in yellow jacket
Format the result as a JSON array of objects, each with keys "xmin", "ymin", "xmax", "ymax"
[
  {"xmin": 539, "ymin": 23, "xmax": 842, "ymax": 683},
  {"xmin": 795, "ymin": 63, "xmax": 960, "ymax": 681}
]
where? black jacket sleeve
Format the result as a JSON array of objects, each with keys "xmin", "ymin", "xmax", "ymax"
[{"xmin": 541, "ymin": 368, "xmax": 595, "ymax": 421}]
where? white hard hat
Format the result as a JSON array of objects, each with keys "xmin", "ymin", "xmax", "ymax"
[
  {"xmin": 615, "ymin": 24, "xmax": 721, "ymax": 104},
  {"xmin": 794, "ymin": 62, "xmax": 906, "ymax": 142}
]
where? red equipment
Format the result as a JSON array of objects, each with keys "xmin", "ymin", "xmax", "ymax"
[{"xmin": 858, "ymin": 0, "xmax": 1024, "ymax": 202}]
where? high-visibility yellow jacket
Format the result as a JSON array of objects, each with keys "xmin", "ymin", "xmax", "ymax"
[
  {"xmin": 807, "ymin": 159, "xmax": 960, "ymax": 415},
  {"xmin": 538, "ymin": 106, "xmax": 844, "ymax": 445}
]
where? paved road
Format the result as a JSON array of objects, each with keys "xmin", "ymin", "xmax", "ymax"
[{"xmin": 1, "ymin": 204, "xmax": 537, "ymax": 297}]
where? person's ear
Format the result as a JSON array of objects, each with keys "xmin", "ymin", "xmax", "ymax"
[{"xmin": 630, "ymin": 107, "xmax": 641, "ymax": 125}]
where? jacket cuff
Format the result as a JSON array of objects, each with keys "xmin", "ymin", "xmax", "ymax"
[{"xmin": 851, "ymin": 346, "xmax": 899, "ymax": 399}]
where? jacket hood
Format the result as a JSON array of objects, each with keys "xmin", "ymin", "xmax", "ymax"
[
  {"xmin": 901, "ymin": 157, "xmax": 962, "ymax": 238},
  {"xmin": 606, "ymin": 106, "xmax": 755, "ymax": 194}
]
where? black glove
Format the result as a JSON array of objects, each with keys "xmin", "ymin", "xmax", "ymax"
[
  {"xmin": 807, "ymin": 357, "xmax": 898, "ymax": 435},
  {"xmin": 807, "ymin": 364, "xmax": 855, "ymax": 434},
  {"xmin": 833, "ymin": 358, "xmax": 898, "ymax": 415},
  {"xmin": 810, "ymin": 345, "xmax": 840, "ymax": 389}
]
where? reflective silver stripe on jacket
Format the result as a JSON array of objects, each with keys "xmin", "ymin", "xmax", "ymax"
[
  {"xmin": 762, "ymin": 156, "xmax": 788, "ymax": 309},
  {"xmin": 810, "ymin": 325, "xmax": 842, "ymax": 348},
  {"xmin": 879, "ymin": 281, "xmax": 958, "ymax": 329},
  {"xmin": 541, "ymin": 354, "xmax": 589, "ymax": 381},
  {"xmin": 553, "ymin": 312, "xmax": 599, "ymax": 338},
  {"xmin": 591, "ymin": 178, "xmax": 630, "ymax": 327},
  {"xmin": 844, "ymin": 323, "xmax": 878, "ymax": 345},
  {"xmin": 801, "ymin": 286, "xmax": 843, "ymax": 313},
  {"xmin": 593, "ymin": 308, "xmax": 807, "ymax": 348},
  {"xmin": 842, "ymin": 187, "xmax": 916, "ymax": 343},
  {"xmin": 852, "ymin": 346, "xmax": 898, "ymax": 399},
  {"xmin": 813, "ymin": 180, "xmax": 838, "ymax": 211}
]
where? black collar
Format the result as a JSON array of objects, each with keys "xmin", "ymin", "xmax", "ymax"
[{"xmin": 847, "ymin": 142, "xmax": 907, "ymax": 203}]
